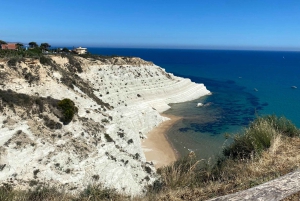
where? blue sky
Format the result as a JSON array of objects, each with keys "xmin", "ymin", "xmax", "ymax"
[{"xmin": 1, "ymin": 0, "xmax": 300, "ymax": 50}]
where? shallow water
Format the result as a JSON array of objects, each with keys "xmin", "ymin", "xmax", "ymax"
[{"xmin": 164, "ymin": 76, "xmax": 267, "ymax": 159}]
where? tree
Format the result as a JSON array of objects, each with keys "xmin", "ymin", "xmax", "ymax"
[
  {"xmin": 29, "ymin": 42, "xmax": 38, "ymax": 48},
  {"xmin": 40, "ymin": 43, "xmax": 51, "ymax": 51},
  {"xmin": 16, "ymin": 43, "xmax": 24, "ymax": 50},
  {"xmin": 62, "ymin": 47, "xmax": 69, "ymax": 52},
  {"xmin": 0, "ymin": 40, "xmax": 7, "ymax": 45}
]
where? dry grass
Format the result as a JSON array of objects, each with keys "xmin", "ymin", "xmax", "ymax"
[
  {"xmin": 149, "ymin": 136, "xmax": 300, "ymax": 201},
  {"xmin": 0, "ymin": 184, "xmax": 131, "ymax": 201},
  {"xmin": 157, "ymin": 152, "xmax": 201, "ymax": 189}
]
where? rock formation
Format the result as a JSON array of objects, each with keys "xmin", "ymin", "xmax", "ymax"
[{"xmin": 0, "ymin": 55, "xmax": 210, "ymax": 195}]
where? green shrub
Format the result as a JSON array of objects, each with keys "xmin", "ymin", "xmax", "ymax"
[
  {"xmin": 24, "ymin": 72, "xmax": 39, "ymax": 84},
  {"xmin": 104, "ymin": 134, "xmax": 114, "ymax": 142},
  {"xmin": 27, "ymin": 48, "xmax": 42, "ymax": 55},
  {"xmin": 223, "ymin": 115, "xmax": 299, "ymax": 159},
  {"xmin": 101, "ymin": 118, "xmax": 109, "ymax": 123},
  {"xmin": 7, "ymin": 58, "xmax": 18, "ymax": 67},
  {"xmin": 57, "ymin": 98, "xmax": 77, "ymax": 124},
  {"xmin": 261, "ymin": 115, "xmax": 300, "ymax": 137},
  {"xmin": 39, "ymin": 56, "xmax": 51, "ymax": 65}
]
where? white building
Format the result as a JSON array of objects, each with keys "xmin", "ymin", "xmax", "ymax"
[{"xmin": 73, "ymin": 47, "xmax": 87, "ymax": 54}]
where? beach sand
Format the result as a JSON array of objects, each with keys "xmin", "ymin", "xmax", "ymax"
[{"xmin": 142, "ymin": 114, "xmax": 181, "ymax": 168}]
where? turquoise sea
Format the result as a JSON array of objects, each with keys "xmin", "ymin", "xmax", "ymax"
[{"xmin": 89, "ymin": 48, "xmax": 300, "ymax": 159}]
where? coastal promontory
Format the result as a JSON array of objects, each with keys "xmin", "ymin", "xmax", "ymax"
[{"xmin": 0, "ymin": 55, "xmax": 210, "ymax": 195}]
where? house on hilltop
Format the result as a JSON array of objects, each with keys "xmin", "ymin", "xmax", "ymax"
[
  {"xmin": 73, "ymin": 47, "xmax": 87, "ymax": 54},
  {"xmin": 1, "ymin": 43, "xmax": 17, "ymax": 50}
]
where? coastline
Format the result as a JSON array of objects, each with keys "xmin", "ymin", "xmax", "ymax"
[{"xmin": 142, "ymin": 114, "xmax": 182, "ymax": 168}]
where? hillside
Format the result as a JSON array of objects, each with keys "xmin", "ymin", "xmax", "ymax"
[{"xmin": 0, "ymin": 55, "xmax": 210, "ymax": 196}]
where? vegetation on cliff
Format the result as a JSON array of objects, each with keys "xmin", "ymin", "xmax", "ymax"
[
  {"xmin": 223, "ymin": 115, "xmax": 299, "ymax": 159},
  {"xmin": 57, "ymin": 98, "xmax": 78, "ymax": 124}
]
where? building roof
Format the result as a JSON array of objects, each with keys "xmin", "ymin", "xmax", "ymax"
[
  {"xmin": 72, "ymin": 47, "xmax": 87, "ymax": 54},
  {"xmin": 1, "ymin": 43, "xmax": 17, "ymax": 50},
  {"xmin": 75, "ymin": 47, "xmax": 87, "ymax": 50}
]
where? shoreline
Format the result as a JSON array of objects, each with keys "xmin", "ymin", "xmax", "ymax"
[{"xmin": 142, "ymin": 114, "xmax": 182, "ymax": 168}]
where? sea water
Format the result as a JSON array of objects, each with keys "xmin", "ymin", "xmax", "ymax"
[{"xmin": 89, "ymin": 48, "xmax": 300, "ymax": 159}]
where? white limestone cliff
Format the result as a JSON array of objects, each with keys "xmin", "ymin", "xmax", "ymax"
[{"xmin": 0, "ymin": 55, "xmax": 210, "ymax": 196}]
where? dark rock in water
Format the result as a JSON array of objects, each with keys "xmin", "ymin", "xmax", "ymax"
[
  {"xmin": 226, "ymin": 80, "xmax": 236, "ymax": 84},
  {"xmin": 179, "ymin": 127, "xmax": 191, "ymax": 132},
  {"xmin": 256, "ymin": 106, "xmax": 263, "ymax": 110},
  {"xmin": 250, "ymin": 101, "xmax": 259, "ymax": 106}
]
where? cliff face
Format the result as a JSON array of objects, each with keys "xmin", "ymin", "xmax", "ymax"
[{"xmin": 0, "ymin": 55, "xmax": 210, "ymax": 195}]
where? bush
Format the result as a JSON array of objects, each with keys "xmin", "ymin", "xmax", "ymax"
[
  {"xmin": 7, "ymin": 58, "xmax": 18, "ymax": 67},
  {"xmin": 43, "ymin": 115, "xmax": 62, "ymax": 129},
  {"xmin": 57, "ymin": 98, "xmax": 77, "ymax": 124},
  {"xmin": 101, "ymin": 119, "xmax": 109, "ymax": 123},
  {"xmin": 104, "ymin": 134, "xmax": 114, "ymax": 142},
  {"xmin": 66, "ymin": 55, "xmax": 83, "ymax": 73},
  {"xmin": 261, "ymin": 115, "xmax": 299, "ymax": 137},
  {"xmin": 27, "ymin": 48, "xmax": 42, "ymax": 55},
  {"xmin": 223, "ymin": 115, "xmax": 300, "ymax": 159},
  {"xmin": 24, "ymin": 72, "xmax": 39, "ymax": 84},
  {"xmin": 39, "ymin": 56, "xmax": 51, "ymax": 65}
]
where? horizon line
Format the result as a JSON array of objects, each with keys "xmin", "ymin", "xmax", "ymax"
[
  {"xmin": 50, "ymin": 45, "xmax": 300, "ymax": 52},
  {"xmin": 7, "ymin": 41, "xmax": 298, "ymax": 52}
]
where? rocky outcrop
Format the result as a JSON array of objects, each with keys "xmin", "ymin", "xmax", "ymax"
[{"xmin": 0, "ymin": 55, "xmax": 210, "ymax": 196}]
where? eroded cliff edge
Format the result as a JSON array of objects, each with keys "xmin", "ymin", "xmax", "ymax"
[{"xmin": 0, "ymin": 55, "xmax": 210, "ymax": 195}]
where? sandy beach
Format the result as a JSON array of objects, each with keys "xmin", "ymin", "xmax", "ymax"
[{"xmin": 142, "ymin": 114, "xmax": 182, "ymax": 168}]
